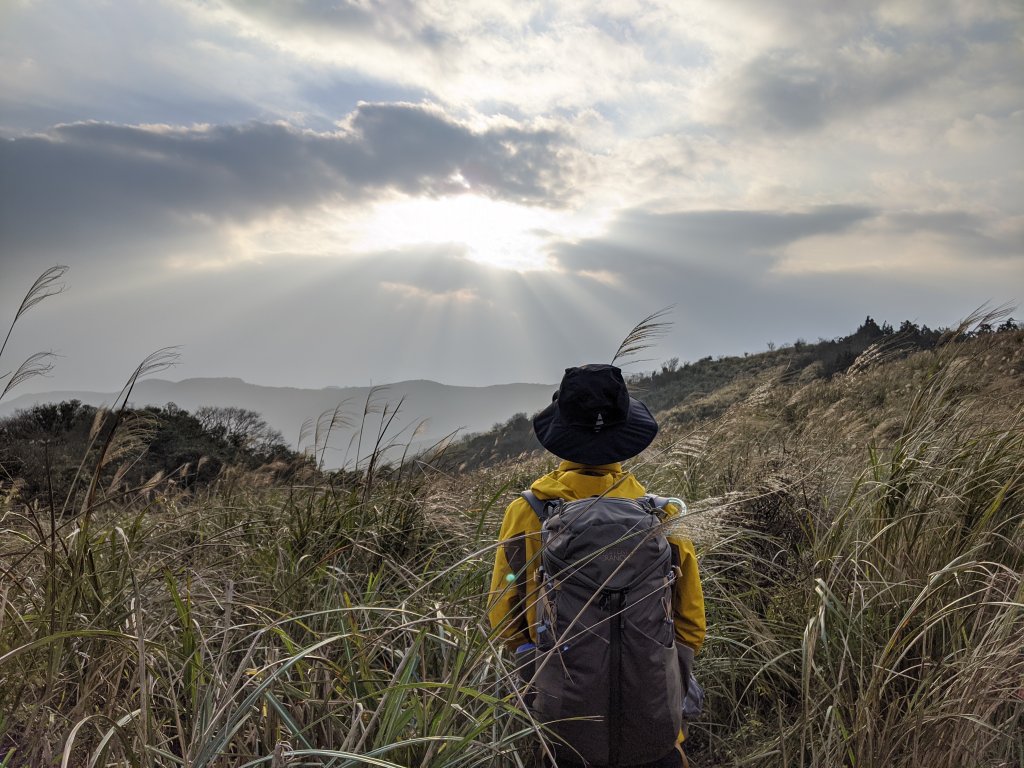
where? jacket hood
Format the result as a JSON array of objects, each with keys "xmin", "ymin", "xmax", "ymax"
[{"xmin": 530, "ymin": 460, "xmax": 648, "ymax": 501}]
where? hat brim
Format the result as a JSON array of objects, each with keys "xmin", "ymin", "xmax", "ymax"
[{"xmin": 532, "ymin": 397, "xmax": 659, "ymax": 465}]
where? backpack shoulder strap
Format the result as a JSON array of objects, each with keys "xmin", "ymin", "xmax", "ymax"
[
  {"xmin": 521, "ymin": 490, "xmax": 559, "ymax": 522},
  {"xmin": 644, "ymin": 493, "xmax": 685, "ymax": 571}
]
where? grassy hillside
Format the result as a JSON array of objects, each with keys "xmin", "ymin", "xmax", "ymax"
[
  {"xmin": 438, "ymin": 316, "xmax": 949, "ymax": 471},
  {"xmin": 0, "ymin": 322, "xmax": 1021, "ymax": 766}
]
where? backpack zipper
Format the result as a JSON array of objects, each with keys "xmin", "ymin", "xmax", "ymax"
[{"xmin": 608, "ymin": 589, "xmax": 625, "ymax": 767}]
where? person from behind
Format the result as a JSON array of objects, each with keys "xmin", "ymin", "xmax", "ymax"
[{"xmin": 489, "ymin": 363, "xmax": 706, "ymax": 767}]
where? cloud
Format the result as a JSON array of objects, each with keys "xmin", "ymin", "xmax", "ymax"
[
  {"xmin": 380, "ymin": 281, "xmax": 481, "ymax": 304},
  {"xmin": 728, "ymin": 46, "xmax": 951, "ymax": 133},
  {"xmin": 552, "ymin": 205, "xmax": 878, "ymax": 278},
  {"xmin": 776, "ymin": 209, "xmax": 1024, "ymax": 275},
  {"xmin": 706, "ymin": 2, "xmax": 1023, "ymax": 137},
  {"xmin": 0, "ymin": 0, "xmax": 315, "ymax": 134},
  {"xmin": 218, "ymin": 0, "xmax": 454, "ymax": 52},
  {"xmin": 576, "ymin": 269, "xmax": 620, "ymax": 287},
  {"xmin": 885, "ymin": 211, "xmax": 1024, "ymax": 258},
  {"xmin": 552, "ymin": 204, "xmax": 1021, "ymax": 287},
  {"xmin": 0, "ymin": 103, "xmax": 574, "ymax": 259},
  {"xmin": 208, "ymin": 0, "xmax": 706, "ymax": 115}
]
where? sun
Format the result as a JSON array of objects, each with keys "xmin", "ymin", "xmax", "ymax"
[{"xmin": 353, "ymin": 195, "xmax": 592, "ymax": 272}]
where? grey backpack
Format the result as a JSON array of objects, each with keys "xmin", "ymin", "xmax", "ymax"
[{"xmin": 522, "ymin": 492, "xmax": 684, "ymax": 766}]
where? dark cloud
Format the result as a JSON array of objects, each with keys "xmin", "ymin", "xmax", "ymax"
[
  {"xmin": 552, "ymin": 205, "xmax": 877, "ymax": 276},
  {"xmin": 342, "ymin": 104, "xmax": 567, "ymax": 199},
  {"xmin": 0, "ymin": 104, "xmax": 572, "ymax": 258},
  {"xmin": 221, "ymin": 0, "xmax": 454, "ymax": 52},
  {"xmin": 886, "ymin": 211, "xmax": 1024, "ymax": 258},
  {"xmin": 733, "ymin": 45, "xmax": 958, "ymax": 133},
  {"xmin": 722, "ymin": 7, "xmax": 1024, "ymax": 136}
]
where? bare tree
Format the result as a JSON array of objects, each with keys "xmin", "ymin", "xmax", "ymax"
[{"xmin": 194, "ymin": 405, "xmax": 285, "ymax": 454}]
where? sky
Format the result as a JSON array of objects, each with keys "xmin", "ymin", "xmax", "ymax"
[{"xmin": 1, "ymin": 0, "xmax": 1022, "ymax": 392}]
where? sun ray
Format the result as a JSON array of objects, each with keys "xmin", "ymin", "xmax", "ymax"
[{"xmin": 352, "ymin": 195, "xmax": 606, "ymax": 272}]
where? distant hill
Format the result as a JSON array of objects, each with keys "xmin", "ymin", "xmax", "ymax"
[{"xmin": 0, "ymin": 377, "xmax": 554, "ymax": 469}]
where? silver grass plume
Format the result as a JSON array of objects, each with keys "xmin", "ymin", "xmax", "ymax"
[
  {"xmin": 611, "ymin": 306, "xmax": 674, "ymax": 367},
  {"xmin": 0, "ymin": 265, "xmax": 69, "ymax": 400}
]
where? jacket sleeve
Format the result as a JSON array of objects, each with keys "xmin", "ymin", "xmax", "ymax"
[
  {"xmin": 487, "ymin": 499, "xmax": 534, "ymax": 651},
  {"xmin": 668, "ymin": 533, "xmax": 706, "ymax": 654}
]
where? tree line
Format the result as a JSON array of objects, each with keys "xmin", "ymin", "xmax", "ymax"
[{"xmin": 0, "ymin": 401, "xmax": 301, "ymax": 506}]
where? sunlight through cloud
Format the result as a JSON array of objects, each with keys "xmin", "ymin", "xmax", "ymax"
[{"xmin": 353, "ymin": 195, "xmax": 604, "ymax": 272}]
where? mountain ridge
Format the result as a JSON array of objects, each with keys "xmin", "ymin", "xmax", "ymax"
[{"xmin": 0, "ymin": 376, "xmax": 556, "ymax": 468}]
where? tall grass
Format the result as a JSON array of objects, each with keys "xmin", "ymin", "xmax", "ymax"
[
  {"xmin": 1, "ymin": 318, "xmax": 1021, "ymax": 766},
  {"xmin": 659, "ymin": 323, "xmax": 1024, "ymax": 767},
  {"xmin": 0, "ymin": 360, "xmax": 540, "ymax": 766}
]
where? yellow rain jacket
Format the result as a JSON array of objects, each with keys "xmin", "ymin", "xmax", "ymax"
[{"xmin": 488, "ymin": 461, "xmax": 706, "ymax": 656}]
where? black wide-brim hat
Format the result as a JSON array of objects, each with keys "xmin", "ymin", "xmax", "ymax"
[{"xmin": 533, "ymin": 363, "xmax": 659, "ymax": 465}]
